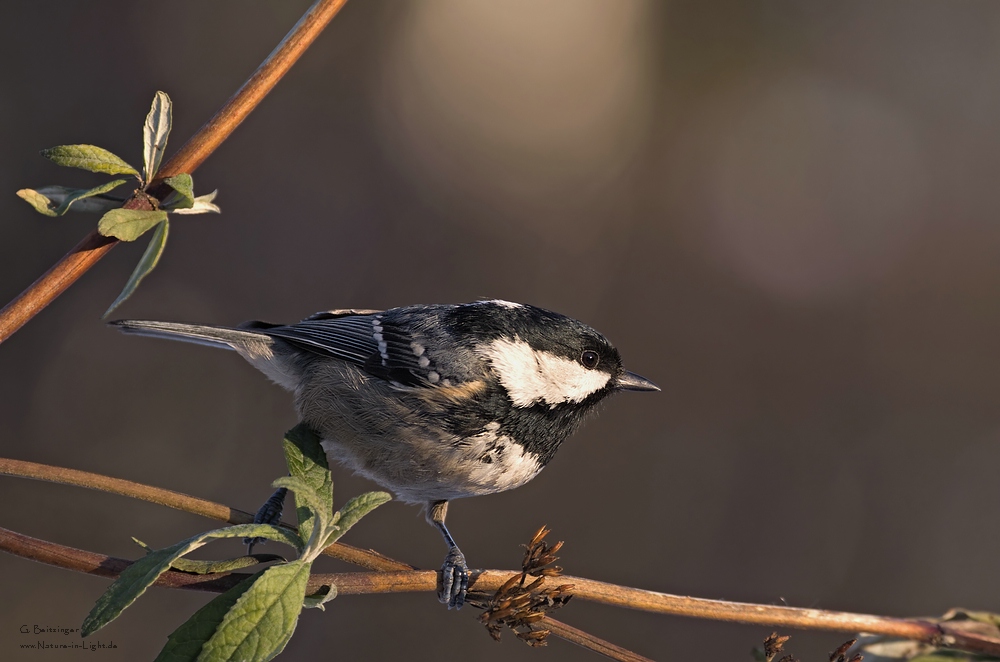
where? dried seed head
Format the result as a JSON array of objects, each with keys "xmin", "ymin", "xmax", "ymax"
[
  {"xmin": 764, "ymin": 633, "xmax": 791, "ymax": 661},
  {"xmin": 830, "ymin": 639, "xmax": 859, "ymax": 662},
  {"xmin": 475, "ymin": 526, "xmax": 576, "ymax": 647}
]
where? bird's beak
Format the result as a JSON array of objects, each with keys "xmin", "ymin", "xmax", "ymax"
[{"xmin": 616, "ymin": 371, "xmax": 660, "ymax": 392}]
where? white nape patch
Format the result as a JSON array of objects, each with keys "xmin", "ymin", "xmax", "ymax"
[
  {"xmin": 480, "ymin": 337, "xmax": 611, "ymax": 407},
  {"xmin": 472, "ymin": 299, "xmax": 523, "ymax": 309},
  {"xmin": 372, "ymin": 316, "xmax": 388, "ymax": 365}
]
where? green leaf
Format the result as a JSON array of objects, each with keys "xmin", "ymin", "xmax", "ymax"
[
  {"xmin": 171, "ymin": 190, "xmax": 221, "ymax": 215},
  {"xmin": 103, "ymin": 219, "xmax": 168, "ymax": 316},
  {"xmin": 33, "ymin": 185, "xmax": 126, "ymax": 214},
  {"xmin": 144, "ymin": 91, "xmax": 172, "ymax": 182},
  {"xmin": 16, "ymin": 188, "xmax": 58, "ymax": 216},
  {"xmin": 195, "ymin": 561, "xmax": 310, "ymax": 662},
  {"xmin": 41, "ymin": 144, "xmax": 139, "ymax": 177},
  {"xmin": 19, "ymin": 182, "xmax": 128, "ymax": 217},
  {"xmin": 281, "ymin": 425, "xmax": 333, "ymax": 546},
  {"xmin": 133, "ymin": 538, "xmax": 284, "ymax": 574},
  {"xmin": 283, "ymin": 425, "xmax": 330, "ymax": 498},
  {"xmin": 54, "ymin": 180, "xmax": 130, "ymax": 217},
  {"xmin": 163, "ymin": 173, "xmax": 195, "ymax": 209},
  {"xmin": 271, "ymin": 475, "xmax": 330, "ymax": 551},
  {"xmin": 172, "ymin": 555, "xmax": 287, "ymax": 575},
  {"xmin": 97, "ymin": 208, "xmax": 167, "ymax": 241},
  {"xmin": 82, "ymin": 540, "xmax": 189, "ymax": 637},
  {"xmin": 153, "ymin": 573, "xmax": 262, "ymax": 662},
  {"xmin": 324, "ymin": 491, "xmax": 391, "ymax": 548},
  {"xmin": 82, "ymin": 524, "xmax": 300, "ymax": 637},
  {"xmin": 302, "ymin": 584, "xmax": 337, "ymax": 610},
  {"xmin": 52, "ymin": 179, "xmax": 128, "ymax": 215}
]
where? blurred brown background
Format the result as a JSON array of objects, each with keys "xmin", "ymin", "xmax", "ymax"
[{"xmin": 3, "ymin": 1, "xmax": 1000, "ymax": 660}]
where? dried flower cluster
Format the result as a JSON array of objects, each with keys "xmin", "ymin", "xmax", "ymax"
[
  {"xmin": 759, "ymin": 633, "xmax": 863, "ymax": 662},
  {"xmin": 470, "ymin": 526, "xmax": 574, "ymax": 646}
]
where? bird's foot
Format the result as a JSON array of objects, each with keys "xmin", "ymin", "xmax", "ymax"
[
  {"xmin": 244, "ymin": 487, "xmax": 288, "ymax": 554},
  {"xmin": 438, "ymin": 546, "xmax": 470, "ymax": 610}
]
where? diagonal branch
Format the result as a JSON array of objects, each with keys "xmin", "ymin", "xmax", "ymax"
[{"xmin": 0, "ymin": 0, "xmax": 350, "ymax": 344}]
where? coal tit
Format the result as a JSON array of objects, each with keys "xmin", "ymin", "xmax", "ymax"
[{"xmin": 111, "ymin": 299, "xmax": 658, "ymax": 608}]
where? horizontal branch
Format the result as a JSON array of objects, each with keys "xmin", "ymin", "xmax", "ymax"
[
  {"xmin": 0, "ymin": 525, "xmax": 647, "ymax": 662},
  {"xmin": 1, "ymin": 516, "xmax": 998, "ymax": 658}
]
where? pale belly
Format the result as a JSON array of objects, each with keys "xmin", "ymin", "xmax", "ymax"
[{"xmin": 320, "ymin": 423, "xmax": 543, "ymax": 503}]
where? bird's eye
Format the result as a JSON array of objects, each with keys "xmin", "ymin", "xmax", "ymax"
[{"xmin": 580, "ymin": 350, "xmax": 600, "ymax": 369}]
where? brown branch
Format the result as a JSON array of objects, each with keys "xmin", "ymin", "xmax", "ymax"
[
  {"xmin": 0, "ymin": 457, "xmax": 409, "ymax": 572},
  {"xmin": 0, "ymin": 0, "xmax": 350, "ymax": 345},
  {"xmin": 150, "ymin": 0, "xmax": 349, "ymax": 183},
  {"xmin": 4, "ymin": 455, "xmax": 1000, "ymax": 656},
  {"xmin": 5, "ymin": 454, "xmax": 1000, "ymax": 658},
  {"xmin": 10, "ymin": 456, "xmax": 633, "ymax": 654},
  {"xmin": 0, "ymin": 526, "xmax": 645, "ymax": 662},
  {"xmin": 542, "ymin": 619, "xmax": 656, "ymax": 662},
  {"xmin": 2, "ymin": 524, "xmax": 998, "ymax": 659}
]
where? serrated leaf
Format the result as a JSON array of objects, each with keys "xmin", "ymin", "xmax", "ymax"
[
  {"xmin": 144, "ymin": 91, "xmax": 172, "ymax": 182},
  {"xmin": 97, "ymin": 208, "xmax": 167, "ymax": 241},
  {"xmin": 282, "ymin": 425, "xmax": 333, "ymax": 546},
  {"xmin": 170, "ymin": 190, "xmax": 220, "ymax": 215},
  {"xmin": 195, "ymin": 561, "xmax": 310, "ymax": 662},
  {"xmin": 41, "ymin": 144, "xmax": 139, "ymax": 177},
  {"xmin": 163, "ymin": 173, "xmax": 194, "ymax": 209},
  {"xmin": 16, "ymin": 188, "xmax": 58, "ymax": 216},
  {"xmin": 154, "ymin": 573, "xmax": 262, "ymax": 662},
  {"xmin": 82, "ymin": 524, "xmax": 300, "ymax": 637},
  {"xmin": 324, "ymin": 491, "xmax": 391, "ymax": 548},
  {"xmin": 103, "ymin": 219, "xmax": 168, "ymax": 317}
]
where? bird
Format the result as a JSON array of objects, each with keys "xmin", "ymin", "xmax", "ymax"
[{"xmin": 111, "ymin": 299, "xmax": 659, "ymax": 608}]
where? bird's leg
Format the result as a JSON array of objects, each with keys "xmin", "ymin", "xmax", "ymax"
[
  {"xmin": 427, "ymin": 500, "xmax": 469, "ymax": 609},
  {"xmin": 244, "ymin": 486, "xmax": 288, "ymax": 554}
]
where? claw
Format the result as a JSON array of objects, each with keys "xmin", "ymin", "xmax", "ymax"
[
  {"xmin": 438, "ymin": 546, "xmax": 470, "ymax": 609},
  {"xmin": 245, "ymin": 487, "xmax": 288, "ymax": 554}
]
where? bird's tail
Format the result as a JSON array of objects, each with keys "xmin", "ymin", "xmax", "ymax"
[
  {"xmin": 109, "ymin": 319, "xmax": 302, "ymax": 390},
  {"xmin": 109, "ymin": 320, "xmax": 271, "ymax": 352}
]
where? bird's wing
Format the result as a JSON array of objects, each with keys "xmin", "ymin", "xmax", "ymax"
[{"xmin": 262, "ymin": 313, "xmax": 440, "ymax": 386}]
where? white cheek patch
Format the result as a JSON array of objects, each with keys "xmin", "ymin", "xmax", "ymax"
[{"xmin": 481, "ymin": 337, "xmax": 611, "ymax": 407}]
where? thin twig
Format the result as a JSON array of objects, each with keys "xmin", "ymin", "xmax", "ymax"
[
  {"xmin": 543, "ymin": 619, "xmax": 656, "ymax": 662},
  {"xmin": 2, "ymin": 457, "xmax": 1000, "ymax": 658},
  {"xmin": 0, "ymin": 0, "xmax": 350, "ymax": 344},
  {"xmin": 0, "ymin": 457, "xmax": 409, "ymax": 572}
]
